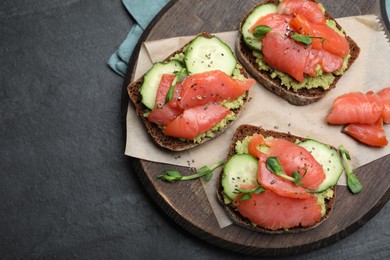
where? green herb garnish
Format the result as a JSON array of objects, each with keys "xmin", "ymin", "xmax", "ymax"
[
  {"xmin": 157, "ymin": 160, "xmax": 224, "ymax": 182},
  {"xmin": 291, "ymin": 33, "xmax": 325, "ymax": 45},
  {"xmin": 339, "ymin": 145, "xmax": 362, "ymax": 194},
  {"xmin": 253, "ymin": 25, "xmax": 272, "ymax": 39},
  {"xmin": 234, "ymin": 186, "xmax": 264, "ymax": 201},
  {"xmin": 266, "ymin": 156, "xmax": 302, "ymax": 186},
  {"xmin": 165, "ymin": 68, "xmax": 187, "ymax": 104}
]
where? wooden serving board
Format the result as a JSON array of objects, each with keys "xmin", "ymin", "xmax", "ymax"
[{"xmin": 122, "ymin": 0, "xmax": 390, "ymax": 256}]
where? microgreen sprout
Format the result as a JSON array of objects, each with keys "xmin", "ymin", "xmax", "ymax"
[
  {"xmin": 234, "ymin": 186, "xmax": 264, "ymax": 201},
  {"xmin": 339, "ymin": 145, "xmax": 362, "ymax": 194},
  {"xmin": 266, "ymin": 156, "xmax": 302, "ymax": 186},
  {"xmin": 291, "ymin": 33, "xmax": 325, "ymax": 45},
  {"xmin": 253, "ymin": 25, "xmax": 272, "ymax": 39},
  {"xmin": 157, "ymin": 160, "xmax": 224, "ymax": 182}
]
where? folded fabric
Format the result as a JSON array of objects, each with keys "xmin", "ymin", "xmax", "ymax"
[{"xmin": 108, "ymin": 0, "xmax": 171, "ymax": 76}]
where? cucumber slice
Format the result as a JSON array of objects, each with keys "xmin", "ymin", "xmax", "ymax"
[
  {"xmin": 140, "ymin": 60, "xmax": 183, "ymax": 110},
  {"xmin": 222, "ymin": 154, "xmax": 259, "ymax": 201},
  {"xmin": 299, "ymin": 139, "xmax": 344, "ymax": 192},
  {"xmin": 241, "ymin": 3, "xmax": 277, "ymax": 50},
  {"xmin": 184, "ymin": 35, "xmax": 237, "ymax": 76}
]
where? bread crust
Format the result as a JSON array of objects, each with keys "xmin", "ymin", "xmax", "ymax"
[
  {"xmin": 236, "ymin": 0, "xmax": 361, "ymax": 106},
  {"xmin": 216, "ymin": 124, "xmax": 336, "ymax": 234},
  {"xmin": 127, "ymin": 32, "xmax": 251, "ymax": 151}
]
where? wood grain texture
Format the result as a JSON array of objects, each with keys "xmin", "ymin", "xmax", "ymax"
[{"xmin": 123, "ymin": 0, "xmax": 390, "ymax": 256}]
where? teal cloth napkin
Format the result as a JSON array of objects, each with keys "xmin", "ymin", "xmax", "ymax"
[{"xmin": 108, "ymin": 0, "xmax": 171, "ymax": 76}]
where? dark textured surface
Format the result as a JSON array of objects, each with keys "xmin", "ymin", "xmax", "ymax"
[{"xmin": 0, "ymin": 0, "xmax": 389, "ymax": 259}]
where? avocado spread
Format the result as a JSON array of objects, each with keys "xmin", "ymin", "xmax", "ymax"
[
  {"xmin": 253, "ymin": 19, "xmax": 350, "ymax": 92},
  {"xmin": 316, "ymin": 189, "xmax": 334, "ymax": 217}
]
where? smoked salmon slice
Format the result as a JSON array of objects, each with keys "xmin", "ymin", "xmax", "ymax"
[
  {"xmin": 378, "ymin": 87, "xmax": 390, "ymax": 123},
  {"xmin": 178, "ymin": 70, "xmax": 255, "ymax": 109},
  {"xmin": 153, "ymin": 74, "xmax": 179, "ymax": 109},
  {"xmin": 304, "ymin": 49, "xmax": 343, "ymax": 76},
  {"xmin": 148, "ymin": 105, "xmax": 183, "ymax": 126},
  {"xmin": 248, "ymin": 134, "xmax": 326, "ymax": 190},
  {"xmin": 256, "ymin": 14, "xmax": 310, "ymax": 82},
  {"xmin": 237, "ymin": 189, "xmax": 322, "ymax": 231},
  {"xmin": 163, "ymin": 104, "xmax": 232, "ymax": 140},
  {"xmin": 310, "ymin": 23, "xmax": 350, "ymax": 58},
  {"xmin": 257, "ymin": 157, "xmax": 312, "ymax": 199},
  {"xmin": 277, "ymin": 0, "xmax": 326, "ymax": 24},
  {"xmin": 343, "ymin": 118, "xmax": 388, "ymax": 147},
  {"xmin": 327, "ymin": 92, "xmax": 384, "ymax": 125},
  {"xmin": 148, "ymin": 74, "xmax": 184, "ymax": 126},
  {"xmin": 262, "ymin": 29, "xmax": 310, "ymax": 82},
  {"xmin": 318, "ymin": 49, "xmax": 344, "ymax": 73},
  {"xmin": 265, "ymin": 138, "xmax": 326, "ymax": 190},
  {"xmin": 289, "ymin": 14, "xmax": 350, "ymax": 57}
]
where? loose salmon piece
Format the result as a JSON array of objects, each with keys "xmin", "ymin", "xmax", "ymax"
[
  {"xmin": 343, "ymin": 118, "xmax": 388, "ymax": 147},
  {"xmin": 237, "ymin": 190, "xmax": 322, "ymax": 231},
  {"xmin": 378, "ymin": 87, "xmax": 390, "ymax": 123},
  {"xmin": 248, "ymin": 134, "xmax": 326, "ymax": 190},
  {"xmin": 327, "ymin": 92, "xmax": 384, "ymax": 125},
  {"xmin": 163, "ymin": 104, "xmax": 232, "ymax": 140},
  {"xmin": 178, "ymin": 70, "xmax": 255, "ymax": 109},
  {"xmin": 277, "ymin": 0, "xmax": 326, "ymax": 24}
]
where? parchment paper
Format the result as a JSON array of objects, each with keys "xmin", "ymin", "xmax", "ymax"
[{"xmin": 125, "ymin": 15, "xmax": 390, "ymax": 228}]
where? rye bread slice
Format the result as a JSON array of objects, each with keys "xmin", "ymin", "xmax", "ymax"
[
  {"xmin": 127, "ymin": 32, "xmax": 251, "ymax": 151},
  {"xmin": 236, "ymin": 0, "xmax": 361, "ymax": 106},
  {"xmin": 216, "ymin": 124, "xmax": 336, "ymax": 234}
]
